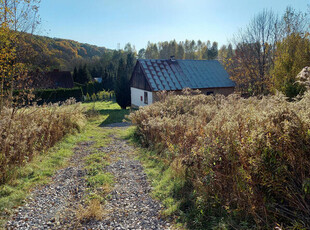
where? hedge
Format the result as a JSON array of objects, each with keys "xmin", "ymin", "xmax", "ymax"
[{"xmin": 33, "ymin": 87, "xmax": 83, "ymax": 104}]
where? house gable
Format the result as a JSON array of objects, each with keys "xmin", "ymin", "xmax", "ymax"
[{"xmin": 130, "ymin": 62, "xmax": 152, "ymax": 91}]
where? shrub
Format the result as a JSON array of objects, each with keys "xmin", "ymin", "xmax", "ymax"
[
  {"xmin": 0, "ymin": 99, "xmax": 86, "ymax": 184},
  {"xmin": 129, "ymin": 90, "xmax": 310, "ymax": 228},
  {"xmin": 96, "ymin": 90, "xmax": 115, "ymax": 101}
]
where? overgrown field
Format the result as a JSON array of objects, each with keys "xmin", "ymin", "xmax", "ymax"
[
  {"xmin": 0, "ymin": 99, "xmax": 86, "ymax": 184},
  {"xmin": 129, "ymin": 91, "xmax": 310, "ymax": 229}
]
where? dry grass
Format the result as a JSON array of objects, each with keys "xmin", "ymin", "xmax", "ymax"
[
  {"xmin": 0, "ymin": 99, "xmax": 86, "ymax": 184},
  {"xmin": 77, "ymin": 199, "xmax": 104, "ymax": 223},
  {"xmin": 129, "ymin": 89, "xmax": 310, "ymax": 228}
]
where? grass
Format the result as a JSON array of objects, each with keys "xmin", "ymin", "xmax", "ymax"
[
  {"xmin": 82, "ymin": 100, "xmax": 130, "ymax": 126},
  {"xmin": 77, "ymin": 199, "xmax": 104, "ymax": 223},
  {"xmin": 83, "ymin": 150, "xmax": 114, "ymax": 201},
  {"xmin": 0, "ymin": 100, "xmax": 129, "ymax": 228}
]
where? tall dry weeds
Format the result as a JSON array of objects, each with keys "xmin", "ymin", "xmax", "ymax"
[
  {"xmin": 0, "ymin": 99, "xmax": 86, "ymax": 184},
  {"xmin": 129, "ymin": 90, "xmax": 310, "ymax": 228}
]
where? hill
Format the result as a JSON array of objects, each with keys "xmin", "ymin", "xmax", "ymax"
[{"xmin": 17, "ymin": 33, "xmax": 114, "ymax": 71}]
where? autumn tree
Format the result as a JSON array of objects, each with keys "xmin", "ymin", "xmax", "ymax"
[
  {"xmin": 272, "ymin": 7, "xmax": 310, "ymax": 98},
  {"xmin": 218, "ymin": 43, "xmax": 234, "ymax": 63},
  {"xmin": 0, "ymin": 0, "xmax": 40, "ymax": 111},
  {"xmin": 227, "ymin": 9, "xmax": 280, "ymax": 95},
  {"xmin": 272, "ymin": 33, "xmax": 310, "ymax": 97}
]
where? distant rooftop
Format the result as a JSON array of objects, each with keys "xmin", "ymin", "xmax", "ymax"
[{"xmin": 138, "ymin": 59, "xmax": 235, "ymax": 91}]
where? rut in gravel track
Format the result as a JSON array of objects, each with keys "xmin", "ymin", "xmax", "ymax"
[{"xmin": 6, "ymin": 125, "xmax": 171, "ymax": 230}]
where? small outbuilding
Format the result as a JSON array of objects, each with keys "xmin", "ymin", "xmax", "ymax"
[{"xmin": 130, "ymin": 57, "xmax": 235, "ymax": 108}]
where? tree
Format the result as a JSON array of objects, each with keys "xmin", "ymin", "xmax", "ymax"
[
  {"xmin": 138, "ymin": 48, "xmax": 145, "ymax": 59},
  {"xmin": 208, "ymin": 42, "xmax": 218, "ymax": 60},
  {"xmin": 176, "ymin": 42, "xmax": 185, "ymax": 59},
  {"xmin": 0, "ymin": 0, "xmax": 40, "ymax": 112},
  {"xmin": 272, "ymin": 30, "xmax": 310, "ymax": 98},
  {"xmin": 75, "ymin": 65, "xmax": 92, "ymax": 85},
  {"xmin": 228, "ymin": 9, "xmax": 280, "ymax": 95},
  {"xmin": 73, "ymin": 67, "xmax": 78, "ymax": 82},
  {"xmin": 145, "ymin": 42, "xmax": 159, "ymax": 59},
  {"xmin": 126, "ymin": 52, "xmax": 135, "ymax": 76},
  {"xmin": 102, "ymin": 68, "xmax": 114, "ymax": 91},
  {"xmin": 124, "ymin": 42, "xmax": 136, "ymax": 54},
  {"xmin": 271, "ymin": 7, "xmax": 310, "ymax": 98},
  {"xmin": 115, "ymin": 58, "xmax": 130, "ymax": 109}
]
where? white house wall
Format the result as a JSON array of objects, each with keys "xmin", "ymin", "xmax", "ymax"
[{"xmin": 131, "ymin": 87, "xmax": 153, "ymax": 107}]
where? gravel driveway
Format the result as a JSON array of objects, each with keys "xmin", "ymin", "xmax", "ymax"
[{"xmin": 6, "ymin": 125, "xmax": 171, "ymax": 230}]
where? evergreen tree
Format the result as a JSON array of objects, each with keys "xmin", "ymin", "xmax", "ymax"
[
  {"xmin": 75, "ymin": 65, "xmax": 92, "ymax": 84},
  {"xmin": 73, "ymin": 67, "xmax": 78, "ymax": 82},
  {"xmin": 126, "ymin": 52, "xmax": 136, "ymax": 77},
  {"xmin": 208, "ymin": 42, "xmax": 218, "ymax": 60},
  {"xmin": 102, "ymin": 68, "xmax": 114, "ymax": 91},
  {"xmin": 83, "ymin": 64, "xmax": 92, "ymax": 82},
  {"xmin": 115, "ymin": 58, "xmax": 130, "ymax": 109},
  {"xmin": 91, "ymin": 66, "xmax": 99, "ymax": 79}
]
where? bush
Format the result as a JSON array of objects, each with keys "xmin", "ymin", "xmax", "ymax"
[
  {"xmin": 96, "ymin": 91, "xmax": 115, "ymax": 101},
  {"xmin": 129, "ymin": 90, "xmax": 310, "ymax": 228},
  {"xmin": 0, "ymin": 99, "xmax": 86, "ymax": 184}
]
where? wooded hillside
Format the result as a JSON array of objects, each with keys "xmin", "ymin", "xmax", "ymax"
[{"xmin": 17, "ymin": 32, "xmax": 113, "ymax": 71}]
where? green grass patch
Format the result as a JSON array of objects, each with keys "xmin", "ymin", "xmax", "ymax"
[
  {"xmin": 82, "ymin": 101, "xmax": 130, "ymax": 126},
  {"xmin": 83, "ymin": 149, "xmax": 114, "ymax": 203}
]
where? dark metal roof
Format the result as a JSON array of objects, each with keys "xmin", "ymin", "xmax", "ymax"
[
  {"xmin": 47, "ymin": 70, "xmax": 74, "ymax": 88},
  {"xmin": 138, "ymin": 59, "xmax": 235, "ymax": 91}
]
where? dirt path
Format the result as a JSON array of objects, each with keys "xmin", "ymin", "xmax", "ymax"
[{"xmin": 6, "ymin": 125, "xmax": 171, "ymax": 230}]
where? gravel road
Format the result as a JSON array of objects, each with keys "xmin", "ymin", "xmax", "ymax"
[{"xmin": 6, "ymin": 125, "xmax": 171, "ymax": 230}]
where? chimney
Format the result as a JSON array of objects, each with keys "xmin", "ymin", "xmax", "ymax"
[{"xmin": 170, "ymin": 55, "xmax": 176, "ymax": 62}]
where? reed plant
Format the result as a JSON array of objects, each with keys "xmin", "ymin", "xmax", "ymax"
[
  {"xmin": 129, "ymin": 90, "xmax": 310, "ymax": 228},
  {"xmin": 0, "ymin": 99, "xmax": 86, "ymax": 184}
]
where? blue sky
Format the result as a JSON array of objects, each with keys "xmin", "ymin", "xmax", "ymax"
[{"xmin": 38, "ymin": 0, "xmax": 309, "ymax": 50}]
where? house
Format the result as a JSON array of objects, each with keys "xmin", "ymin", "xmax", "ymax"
[
  {"xmin": 130, "ymin": 57, "xmax": 235, "ymax": 108},
  {"xmin": 25, "ymin": 69, "xmax": 74, "ymax": 89},
  {"xmin": 94, "ymin": 77, "xmax": 103, "ymax": 83},
  {"xmin": 46, "ymin": 69, "xmax": 74, "ymax": 88}
]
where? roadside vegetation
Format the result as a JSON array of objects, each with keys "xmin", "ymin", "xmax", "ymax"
[
  {"xmin": 0, "ymin": 99, "xmax": 86, "ymax": 184},
  {"xmin": 0, "ymin": 100, "xmax": 129, "ymax": 227},
  {"xmin": 129, "ymin": 90, "xmax": 310, "ymax": 229}
]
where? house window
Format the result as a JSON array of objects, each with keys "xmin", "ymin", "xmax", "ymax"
[
  {"xmin": 144, "ymin": 92, "xmax": 148, "ymax": 104},
  {"xmin": 206, "ymin": 91, "xmax": 214, "ymax": 95}
]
